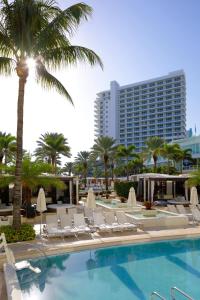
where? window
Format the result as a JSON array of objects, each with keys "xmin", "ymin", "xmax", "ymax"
[
  {"xmin": 166, "ymin": 84, "xmax": 172, "ymax": 89},
  {"xmin": 174, "ymin": 76, "xmax": 181, "ymax": 81},
  {"xmin": 142, "ymin": 84, "xmax": 147, "ymax": 89},
  {"xmin": 166, "ymin": 79, "xmax": 172, "ymax": 83},
  {"xmin": 157, "ymin": 92, "xmax": 163, "ymax": 96},
  {"xmin": 174, "ymin": 83, "xmax": 181, "ymax": 87},
  {"xmin": 157, "ymin": 86, "xmax": 163, "ymax": 90},
  {"xmin": 149, "ymin": 93, "xmax": 155, "ymax": 98},
  {"xmin": 149, "ymin": 83, "xmax": 155, "ymax": 87}
]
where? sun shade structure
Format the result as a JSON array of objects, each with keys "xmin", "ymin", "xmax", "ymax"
[
  {"xmin": 127, "ymin": 187, "xmax": 137, "ymax": 207},
  {"xmin": 86, "ymin": 188, "xmax": 96, "ymax": 208},
  {"xmin": 190, "ymin": 187, "xmax": 199, "ymax": 206},
  {"xmin": 36, "ymin": 188, "xmax": 47, "ymax": 234}
]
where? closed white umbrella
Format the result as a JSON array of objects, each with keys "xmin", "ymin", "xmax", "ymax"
[
  {"xmin": 86, "ymin": 188, "xmax": 96, "ymax": 208},
  {"xmin": 36, "ymin": 188, "xmax": 47, "ymax": 234},
  {"xmin": 190, "ymin": 187, "xmax": 199, "ymax": 206},
  {"xmin": 127, "ymin": 187, "xmax": 137, "ymax": 207}
]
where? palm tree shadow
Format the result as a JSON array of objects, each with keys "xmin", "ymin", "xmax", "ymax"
[
  {"xmin": 110, "ymin": 265, "xmax": 146, "ymax": 299},
  {"xmin": 166, "ymin": 255, "xmax": 200, "ymax": 279}
]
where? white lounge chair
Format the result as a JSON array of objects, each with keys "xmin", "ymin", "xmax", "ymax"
[
  {"xmin": 46, "ymin": 215, "xmax": 65, "ymax": 238},
  {"xmin": 104, "ymin": 211, "xmax": 124, "ymax": 231},
  {"xmin": 84, "ymin": 207, "xmax": 93, "ymax": 223},
  {"xmin": 167, "ymin": 205, "xmax": 178, "ymax": 214},
  {"xmin": 56, "ymin": 207, "xmax": 67, "ymax": 219},
  {"xmin": 60, "ymin": 214, "xmax": 77, "ymax": 237},
  {"xmin": 73, "ymin": 213, "xmax": 91, "ymax": 235},
  {"xmin": 116, "ymin": 211, "xmax": 137, "ymax": 231},
  {"xmin": 191, "ymin": 207, "xmax": 200, "ymax": 223},
  {"xmin": 93, "ymin": 212, "xmax": 112, "ymax": 232}
]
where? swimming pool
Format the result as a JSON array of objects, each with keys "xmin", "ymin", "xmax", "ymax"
[{"xmin": 16, "ymin": 238, "xmax": 200, "ymax": 299}]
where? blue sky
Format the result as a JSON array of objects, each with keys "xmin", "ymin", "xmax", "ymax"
[{"xmin": 1, "ymin": 0, "xmax": 200, "ymax": 160}]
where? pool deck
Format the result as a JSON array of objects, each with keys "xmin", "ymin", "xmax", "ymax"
[{"xmin": 2, "ymin": 224, "xmax": 200, "ymax": 299}]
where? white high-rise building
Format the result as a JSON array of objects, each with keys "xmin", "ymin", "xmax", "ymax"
[{"xmin": 94, "ymin": 70, "xmax": 186, "ymax": 152}]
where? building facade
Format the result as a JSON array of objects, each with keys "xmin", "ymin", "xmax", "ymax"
[{"xmin": 94, "ymin": 70, "xmax": 186, "ymax": 152}]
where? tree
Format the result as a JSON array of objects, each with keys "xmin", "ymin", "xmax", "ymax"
[
  {"xmin": 35, "ymin": 132, "xmax": 71, "ymax": 172},
  {"xmin": 91, "ymin": 136, "xmax": 116, "ymax": 195},
  {"xmin": 144, "ymin": 137, "xmax": 165, "ymax": 171},
  {"xmin": 75, "ymin": 151, "xmax": 90, "ymax": 187},
  {"xmin": 0, "ymin": 0, "xmax": 102, "ymax": 228},
  {"xmin": 172, "ymin": 148, "xmax": 193, "ymax": 173},
  {"xmin": 62, "ymin": 162, "xmax": 73, "ymax": 176},
  {"xmin": 160, "ymin": 143, "xmax": 181, "ymax": 174},
  {"xmin": 116, "ymin": 145, "xmax": 138, "ymax": 180},
  {"xmin": 0, "ymin": 132, "xmax": 16, "ymax": 165},
  {"xmin": 0, "ymin": 158, "xmax": 65, "ymax": 203}
]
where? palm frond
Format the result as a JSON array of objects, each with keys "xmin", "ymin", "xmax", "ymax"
[
  {"xmin": 0, "ymin": 56, "xmax": 15, "ymax": 74},
  {"xmin": 42, "ymin": 45, "xmax": 103, "ymax": 70},
  {"xmin": 36, "ymin": 60, "xmax": 73, "ymax": 104}
]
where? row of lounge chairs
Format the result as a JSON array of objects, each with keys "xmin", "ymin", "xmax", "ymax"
[
  {"xmin": 45, "ymin": 210, "xmax": 137, "ymax": 238},
  {"xmin": 167, "ymin": 204, "xmax": 200, "ymax": 223}
]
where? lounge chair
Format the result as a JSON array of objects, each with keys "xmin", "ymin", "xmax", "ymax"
[
  {"xmin": 104, "ymin": 211, "xmax": 124, "ymax": 231},
  {"xmin": 176, "ymin": 205, "xmax": 193, "ymax": 220},
  {"xmin": 93, "ymin": 212, "xmax": 112, "ymax": 232},
  {"xmin": 84, "ymin": 207, "xmax": 93, "ymax": 223},
  {"xmin": 116, "ymin": 211, "xmax": 137, "ymax": 231},
  {"xmin": 191, "ymin": 207, "xmax": 200, "ymax": 223},
  {"xmin": 73, "ymin": 213, "xmax": 91, "ymax": 235},
  {"xmin": 56, "ymin": 207, "xmax": 67, "ymax": 219},
  {"xmin": 60, "ymin": 214, "xmax": 77, "ymax": 237},
  {"xmin": 167, "ymin": 204, "xmax": 178, "ymax": 214},
  {"xmin": 46, "ymin": 215, "xmax": 65, "ymax": 238}
]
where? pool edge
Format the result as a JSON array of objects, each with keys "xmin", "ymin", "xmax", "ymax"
[{"xmin": 3, "ymin": 263, "xmax": 22, "ymax": 300}]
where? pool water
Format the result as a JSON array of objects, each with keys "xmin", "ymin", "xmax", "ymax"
[
  {"xmin": 17, "ymin": 238, "xmax": 200, "ymax": 300},
  {"xmin": 127, "ymin": 210, "xmax": 175, "ymax": 219}
]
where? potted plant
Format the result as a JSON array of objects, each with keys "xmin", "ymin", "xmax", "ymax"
[{"xmin": 142, "ymin": 201, "xmax": 157, "ymax": 217}]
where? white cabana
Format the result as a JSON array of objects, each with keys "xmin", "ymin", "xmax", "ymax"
[
  {"xmin": 190, "ymin": 187, "xmax": 199, "ymax": 206},
  {"xmin": 127, "ymin": 187, "xmax": 137, "ymax": 207},
  {"xmin": 86, "ymin": 188, "xmax": 96, "ymax": 208},
  {"xmin": 36, "ymin": 188, "xmax": 47, "ymax": 234}
]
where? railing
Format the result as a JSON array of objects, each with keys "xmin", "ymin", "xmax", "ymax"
[
  {"xmin": 150, "ymin": 291, "xmax": 166, "ymax": 300},
  {"xmin": 171, "ymin": 287, "xmax": 194, "ymax": 300}
]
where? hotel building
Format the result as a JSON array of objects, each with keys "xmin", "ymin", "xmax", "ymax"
[{"xmin": 94, "ymin": 70, "xmax": 186, "ymax": 152}]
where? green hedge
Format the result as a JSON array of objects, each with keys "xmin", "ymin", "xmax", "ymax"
[
  {"xmin": 0, "ymin": 223, "xmax": 36, "ymax": 243},
  {"xmin": 114, "ymin": 181, "xmax": 138, "ymax": 198}
]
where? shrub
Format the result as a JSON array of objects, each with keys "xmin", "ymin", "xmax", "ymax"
[
  {"xmin": 0, "ymin": 223, "xmax": 36, "ymax": 243},
  {"xmin": 114, "ymin": 181, "xmax": 138, "ymax": 198}
]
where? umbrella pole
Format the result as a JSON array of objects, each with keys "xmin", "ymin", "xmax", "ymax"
[{"xmin": 40, "ymin": 212, "xmax": 42, "ymax": 235}]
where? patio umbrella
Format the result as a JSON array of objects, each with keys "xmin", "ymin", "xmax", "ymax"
[
  {"xmin": 36, "ymin": 188, "xmax": 47, "ymax": 234},
  {"xmin": 127, "ymin": 187, "xmax": 137, "ymax": 207},
  {"xmin": 190, "ymin": 187, "xmax": 199, "ymax": 206},
  {"xmin": 86, "ymin": 188, "xmax": 96, "ymax": 208}
]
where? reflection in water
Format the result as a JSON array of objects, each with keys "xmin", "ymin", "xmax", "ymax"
[{"xmin": 17, "ymin": 253, "xmax": 70, "ymax": 294}]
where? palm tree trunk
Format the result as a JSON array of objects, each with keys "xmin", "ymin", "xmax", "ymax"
[
  {"xmin": 126, "ymin": 157, "xmax": 129, "ymax": 181},
  {"xmin": 104, "ymin": 158, "xmax": 108, "ymax": 197},
  {"xmin": 13, "ymin": 76, "xmax": 26, "ymax": 229}
]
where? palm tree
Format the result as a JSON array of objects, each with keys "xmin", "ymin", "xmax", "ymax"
[
  {"xmin": 0, "ymin": 0, "xmax": 102, "ymax": 228},
  {"xmin": 0, "ymin": 158, "xmax": 65, "ymax": 203},
  {"xmin": 116, "ymin": 145, "xmax": 138, "ymax": 180},
  {"xmin": 172, "ymin": 148, "xmax": 193, "ymax": 173},
  {"xmin": 0, "ymin": 132, "xmax": 16, "ymax": 165},
  {"xmin": 75, "ymin": 151, "xmax": 90, "ymax": 187},
  {"xmin": 62, "ymin": 162, "xmax": 73, "ymax": 176},
  {"xmin": 160, "ymin": 143, "xmax": 181, "ymax": 174},
  {"xmin": 91, "ymin": 136, "xmax": 116, "ymax": 195},
  {"xmin": 35, "ymin": 132, "xmax": 71, "ymax": 172},
  {"xmin": 145, "ymin": 137, "xmax": 165, "ymax": 171}
]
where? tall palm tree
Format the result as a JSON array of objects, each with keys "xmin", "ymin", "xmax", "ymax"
[
  {"xmin": 35, "ymin": 132, "xmax": 71, "ymax": 171},
  {"xmin": 0, "ymin": 132, "xmax": 16, "ymax": 165},
  {"xmin": 160, "ymin": 143, "xmax": 181, "ymax": 174},
  {"xmin": 116, "ymin": 145, "xmax": 138, "ymax": 180},
  {"xmin": 75, "ymin": 151, "xmax": 90, "ymax": 187},
  {"xmin": 0, "ymin": 0, "xmax": 102, "ymax": 228},
  {"xmin": 144, "ymin": 137, "xmax": 165, "ymax": 171},
  {"xmin": 91, "ymin": 136, "xmax": 116, "ymax": 195}
]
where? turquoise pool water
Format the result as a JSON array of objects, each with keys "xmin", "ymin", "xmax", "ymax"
[{"xmin": 17, "ymin": 238, "xmax": 200, "ymax": 299}]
